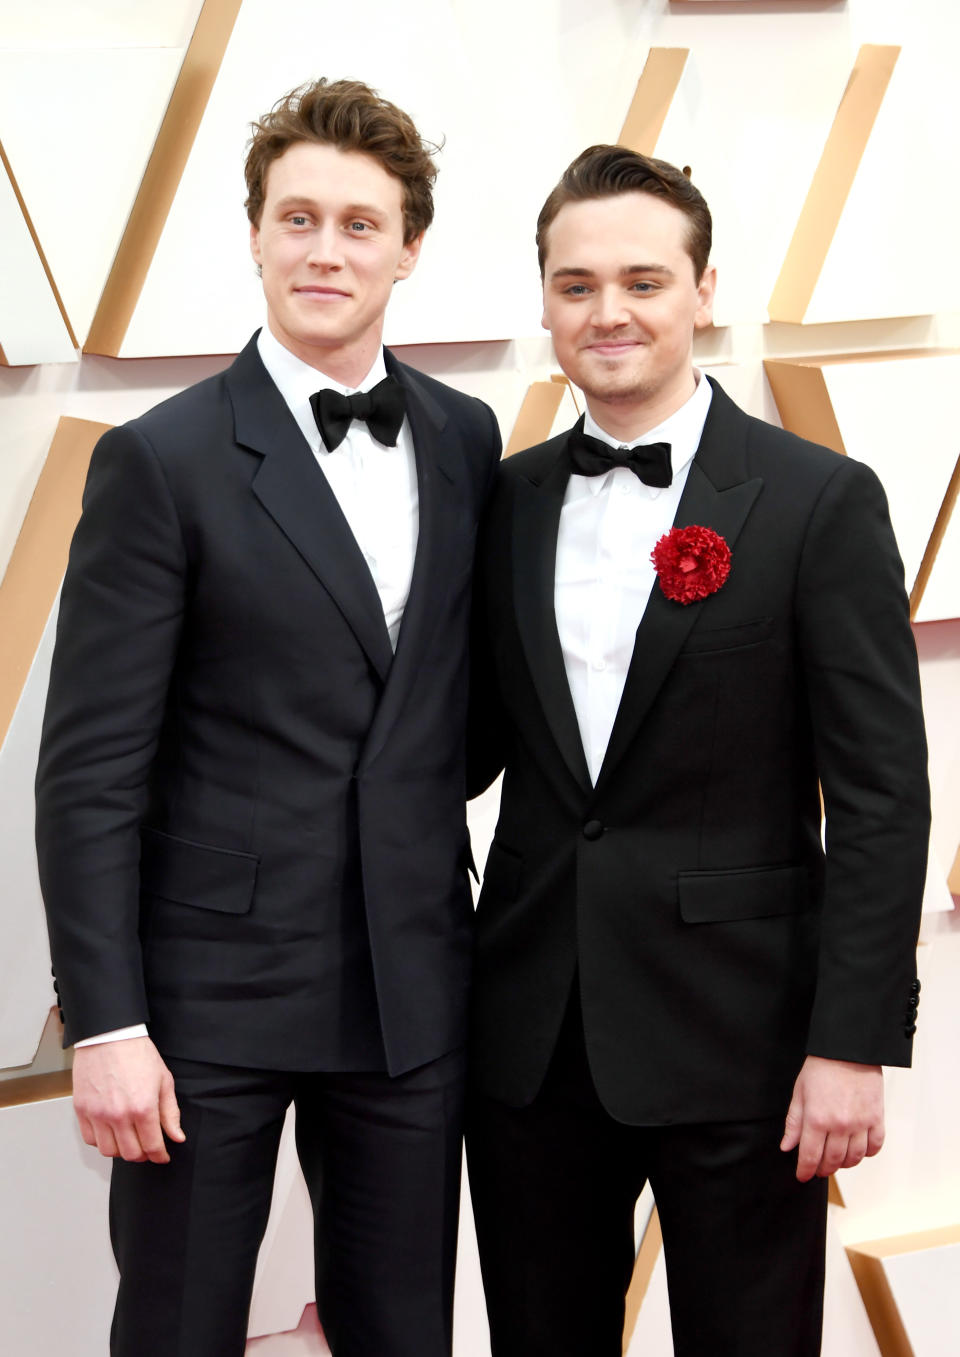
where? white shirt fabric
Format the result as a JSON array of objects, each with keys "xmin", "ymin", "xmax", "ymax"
[
  {"xmin": 555, "ymin": 372, "xmax": 712, "ymax": 785},
  {"xmin": 76, "ymin": 327, "xmax": 420, "ymax": 1049}
]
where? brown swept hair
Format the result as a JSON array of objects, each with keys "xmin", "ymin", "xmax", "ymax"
[
  {"xmin": 536, "ymin": 145, "xmax": 712, "ymax": 281},
  {"xmin": 245, "ymin": 78, "xmax": 438, "ymax": 243}
]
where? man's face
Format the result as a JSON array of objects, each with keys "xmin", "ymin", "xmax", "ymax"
[
  {"xmin": 541, "ymin": 192, "xmax": 715, "ymax": 422},
  {"xmin": 250, "ymin": 141, "xmax": 421, "ymax": 371}
]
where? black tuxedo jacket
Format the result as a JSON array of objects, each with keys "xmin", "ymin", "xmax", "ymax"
[
  {"xmin": 36, "ymin": 335, "xmax": 501, "ymax": 1075},
  {"xmin": 469, "ymin": 378, "xmax": 929, "ymax": 1125}
]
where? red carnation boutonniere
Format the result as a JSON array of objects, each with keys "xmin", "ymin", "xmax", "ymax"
[{"xmin": 651, "ymin": 525, "xmax": 731, "ymax": 605}]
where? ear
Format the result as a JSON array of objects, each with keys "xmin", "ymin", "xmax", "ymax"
[
  {"xmin": 250, "ymin": 222, "xmax": 262, "ymax": 267},
  {"xmin": 694, "ymin": 265, "xmax": 717, "ymax": 330},
  {"xmin": 394, "ymin": 231, "xmax": 424, "ymax": 281}
]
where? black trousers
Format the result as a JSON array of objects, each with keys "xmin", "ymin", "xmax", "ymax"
[
  {"xmin": 109, "ymin": 1047, "xmax": 466, "ymax": 1357},
  {"xmin": 467, "ymin": 998, "xmax": 828, "ymax": 1357}
]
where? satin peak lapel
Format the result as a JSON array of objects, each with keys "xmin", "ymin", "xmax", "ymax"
[
  {"xmin": 513, "ymin": 451, "xmax": 592, "ymax": 794},
  {"xmin": 227, "ymin": 340, "xmax": 393, "ymax": 682},
  {"xmin": 594, "ymin": 396, "xmax": 763, "ymax": 797},
  {"xmin": 360, "ymin": 359, "xmax": 457, "ymax": 770}
]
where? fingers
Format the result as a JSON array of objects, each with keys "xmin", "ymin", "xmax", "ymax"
[
  {"xmin": 780, "ymin": 1096, "xmax": 802, "ymax": 1153},
  {"xmin": 866, "ymin": 1122, "xmax": 885, "ymax": 1158},
  {"xmin": 841, "ymin": 1130, "xmax": 869, "ymax": 1170},
  {"xmin": 794, "ymin": 1125, "xmax": 825, "ymax": 1182},
  {"xmin": 158, "ymin": 1072, "xmax": 186, "ymax": 1147},
  {"xmin": 71, "ymin": 1038, "xmax": 183, "ymax": 1165}
]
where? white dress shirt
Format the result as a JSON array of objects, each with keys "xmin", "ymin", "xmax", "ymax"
[
  {"xmin": 555, "ymin": 373, "xmax": 712, "ymax": 785},
  {"xmin": 76, "ymin": 328, "xmax": 419, "ymax": 1049}
]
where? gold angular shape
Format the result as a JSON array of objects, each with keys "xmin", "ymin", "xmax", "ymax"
[
  {"xmin": 619, "ymin": 48, "xmax": 689, "ymax": 157},
  {"xmin": 0, "ymin": 136, "xmax": 78, "ymax": 361},
  {"xmin": 768, "ymin": 46, "xmax": 900, "ymax": 324},
  {"xmin": 0, "ymin": 417, "xmax": 109, "ymax": 749},
  {"xmin": 847, "ymin": 1224, "xmax": 960, "ymax": 1357},
  {"xmin": 622, "ymin": 1205, "xmax": 663, "ymax": 1353},
  {"xmin": 505, "ymin": 380, "xmax": 569, "ymax": 458},
  {"xmin": 84, "ymin": 0, "xmax": 243, "ymax": 356},
  {"xmin": 763, "ymin": 360, "xmax": 846, "ymax": 456}
]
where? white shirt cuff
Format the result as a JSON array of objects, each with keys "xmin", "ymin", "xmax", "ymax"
[{"xmin": 74, "ymin": 1024, "xmax": 149, "ymax": 1048}]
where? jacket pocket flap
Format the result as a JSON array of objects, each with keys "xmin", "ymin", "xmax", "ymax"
[
  {"xmin": 678, "ymin": 864, "xmax": 807, "ymax": 923},
  {"xmin": 481, "ymin": 840, "xmax": 523, "ymax": 901},
  {"xmin": 140, "ymin": 828, "xmax": 259, "ymax": 915}
]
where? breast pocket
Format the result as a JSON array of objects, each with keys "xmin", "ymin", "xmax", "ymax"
[{"xmin": 679, "ymin": 616, "xmax": 774, "ymax": 656}]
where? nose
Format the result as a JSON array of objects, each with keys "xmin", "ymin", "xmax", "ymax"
[
  {"xmin": 306, "ymin": 222, "xmax": 345, "ymax": 269},
  {"xmin": 591, "ymin": 287, "xmax": 630, "ymax": 331}
]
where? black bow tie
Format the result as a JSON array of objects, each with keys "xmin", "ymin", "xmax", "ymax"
[
  {"xmin": 567, "ymin": 418, "xmax": 672, "ymax": 488},
  {"xmin": 309, "ymin": 375, "xmax": 406, "ymax": 451}
]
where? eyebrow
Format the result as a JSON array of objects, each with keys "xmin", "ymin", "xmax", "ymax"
[
  {"xmin": 549, "ymin": 263, "xmax": 676, "ymax": 283},
  {"xmin": 272, "ymin": 195, "xmax": 387, "ymax": 219}
]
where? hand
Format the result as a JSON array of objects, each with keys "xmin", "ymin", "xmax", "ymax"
[
  {"xmin": 780, "ymin": 1055, "xmax": 884, "ymax": 1182},
  {"xmin": 72, "ymin": 1037, "xmax": 185, "ymax": 1164}
]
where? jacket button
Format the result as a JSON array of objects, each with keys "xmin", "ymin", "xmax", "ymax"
[
  {"xmin": 906, "ymin": 995, "xmax": 918, "ymax": 1009},
  {"xmin": 582, "ymin": 820, "xmax": 605, "ymax": 841},
  {"xmin": 904, "ymin": 1023, "xmax": 917, "ymax": 1036},
  {"xmin": 910, "ymin": 979, "xmax": 921, "ymax": 994}
]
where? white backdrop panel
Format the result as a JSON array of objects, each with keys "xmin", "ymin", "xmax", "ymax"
[
  {"xmin": 805, "ymin": 34, "xmax": 960, "ymax": 325},
  {"xmin": 914, "ymin": 501, "xmax": 960, "ymax": 623},
  {"xmin": 0, "ymin": 0, "xmax": 203, "ymax": 47},
  {"xmin": 0, "ymin": 49, "xmax": 187, "ymax": 346},
  {"xmin": 0, "ymin": 602, "xmax": 59, "ymax": 1068},
  {"xmin": 884, "ymin": 1241, "xmax": 960, "ymax": 1356},
  {"xmin": 0, "ymin": 155, "xmax": 76, "ymax": 366},
  {"xmin": 649, "ymin": 7, "xmax": 851, "ymax": 327},
  {"xmin": 118, "ymin": 0, "xmax": 677, "ymax": 354},
  {"xmin": 0, "ymin": 1095, "xmax": 114, "ymax": 1357},
  {"xmin": 820, "ymin": 356, "xmax": 960, "ymax": 593}
]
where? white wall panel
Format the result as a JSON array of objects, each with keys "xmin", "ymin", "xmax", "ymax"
[
  {"xmin": 0, "ymin": 603, "xmax": 59, "ymax": 1068},
  {"xmin": 0, "ymin": 152, "xmax": 76, "ymax": 365},
  {"xmin": 884, "ymin": 1238, "xmax": 960, "ymax": 1355},
  {"xmin": 116, "ymin": 0, "xmax": 670, "ymax": 354},
  {"xmin": 0, "ymin": 0, "xmax": 203, "ymax": 47},
  {"xmin": 915, "ymin": 505, "xmax": 960, "ymax": 623},
  {"xmin": 0, "ymin": 49, "xmax": 187, "ymax": 345},
  {"xmin": 819, "ymin": 356, "xmax": 960, "ymax": 593},
  {"xmin": 0, "ymin": 1095, "xmax": 114, "ymax": 1356},
  {"xmin": 805, "ymin": 38, "xmax": 960, "ymax": 324}
]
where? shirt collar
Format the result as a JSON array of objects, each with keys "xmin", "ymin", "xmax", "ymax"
[
  {"xmin": 256, "ymin": 325, "xmax": 387, "ymax": 409},
  {"xmin": 580, "ymin": 370, "xmax": 713, "ymax": 495}
]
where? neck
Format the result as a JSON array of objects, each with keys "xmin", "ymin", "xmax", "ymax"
[
  {"xmin": 585, "ymin": 370, "xmax": 697, "ymax": 442},
  {"xmin": 267, "ymin": 318, "xmax": 384, "ymax": 388}
]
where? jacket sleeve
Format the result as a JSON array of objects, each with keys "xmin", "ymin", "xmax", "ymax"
[
  {"xmin": 796, "ymin": 454, "xmax": 929, "ymax": 1067},
  {"xmin": 35, "ymin": 423, "xmax": 187, "ymax": 1044}
]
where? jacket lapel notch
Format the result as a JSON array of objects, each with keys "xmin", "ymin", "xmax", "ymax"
[{"xmin": 228, "ymin": 340, "xmax": 393, "ymax": 682}]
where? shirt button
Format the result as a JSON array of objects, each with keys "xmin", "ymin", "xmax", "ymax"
[
  {"xmin": 582, "ymin": 820, "xmax": 605, "ymax": 841},
  {"xmin": 592, "ymin": 657, "xmax": 607, "ymax": 671}
]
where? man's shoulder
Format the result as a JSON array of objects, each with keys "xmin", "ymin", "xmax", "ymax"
[
  {"xmin": 707, "ymin": 378, "xmax": 850, "ymax": 488},
  {"xmin": 496, "ymin": 430, "xmax": 570, "ymax": 486},
  {"xmin": 387, "ymin": 351, "xmax": 495, "ymax": 429}
]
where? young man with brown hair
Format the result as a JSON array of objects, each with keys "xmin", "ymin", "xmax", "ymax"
[
  {"xmin": 37, "ymin": 78, "xmax": 500, "ymax": 1357},
  {"xmin": 467, "ymin": 145, "xmax": 928, "ymax": 1356}
]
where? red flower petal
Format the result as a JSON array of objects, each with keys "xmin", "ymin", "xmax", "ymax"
[{"xmin": 651, "ymin": 525, "xmax": 731, "ymax": 604}]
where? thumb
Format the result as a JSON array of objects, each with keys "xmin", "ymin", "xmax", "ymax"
[
  {"xmin": 158, "ymin": 1072, "xmax": 186, "ymax": 1144},
  {"xmin": 780, "ymin": 1092, "xmax": 803, "ymax": 1152}
]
